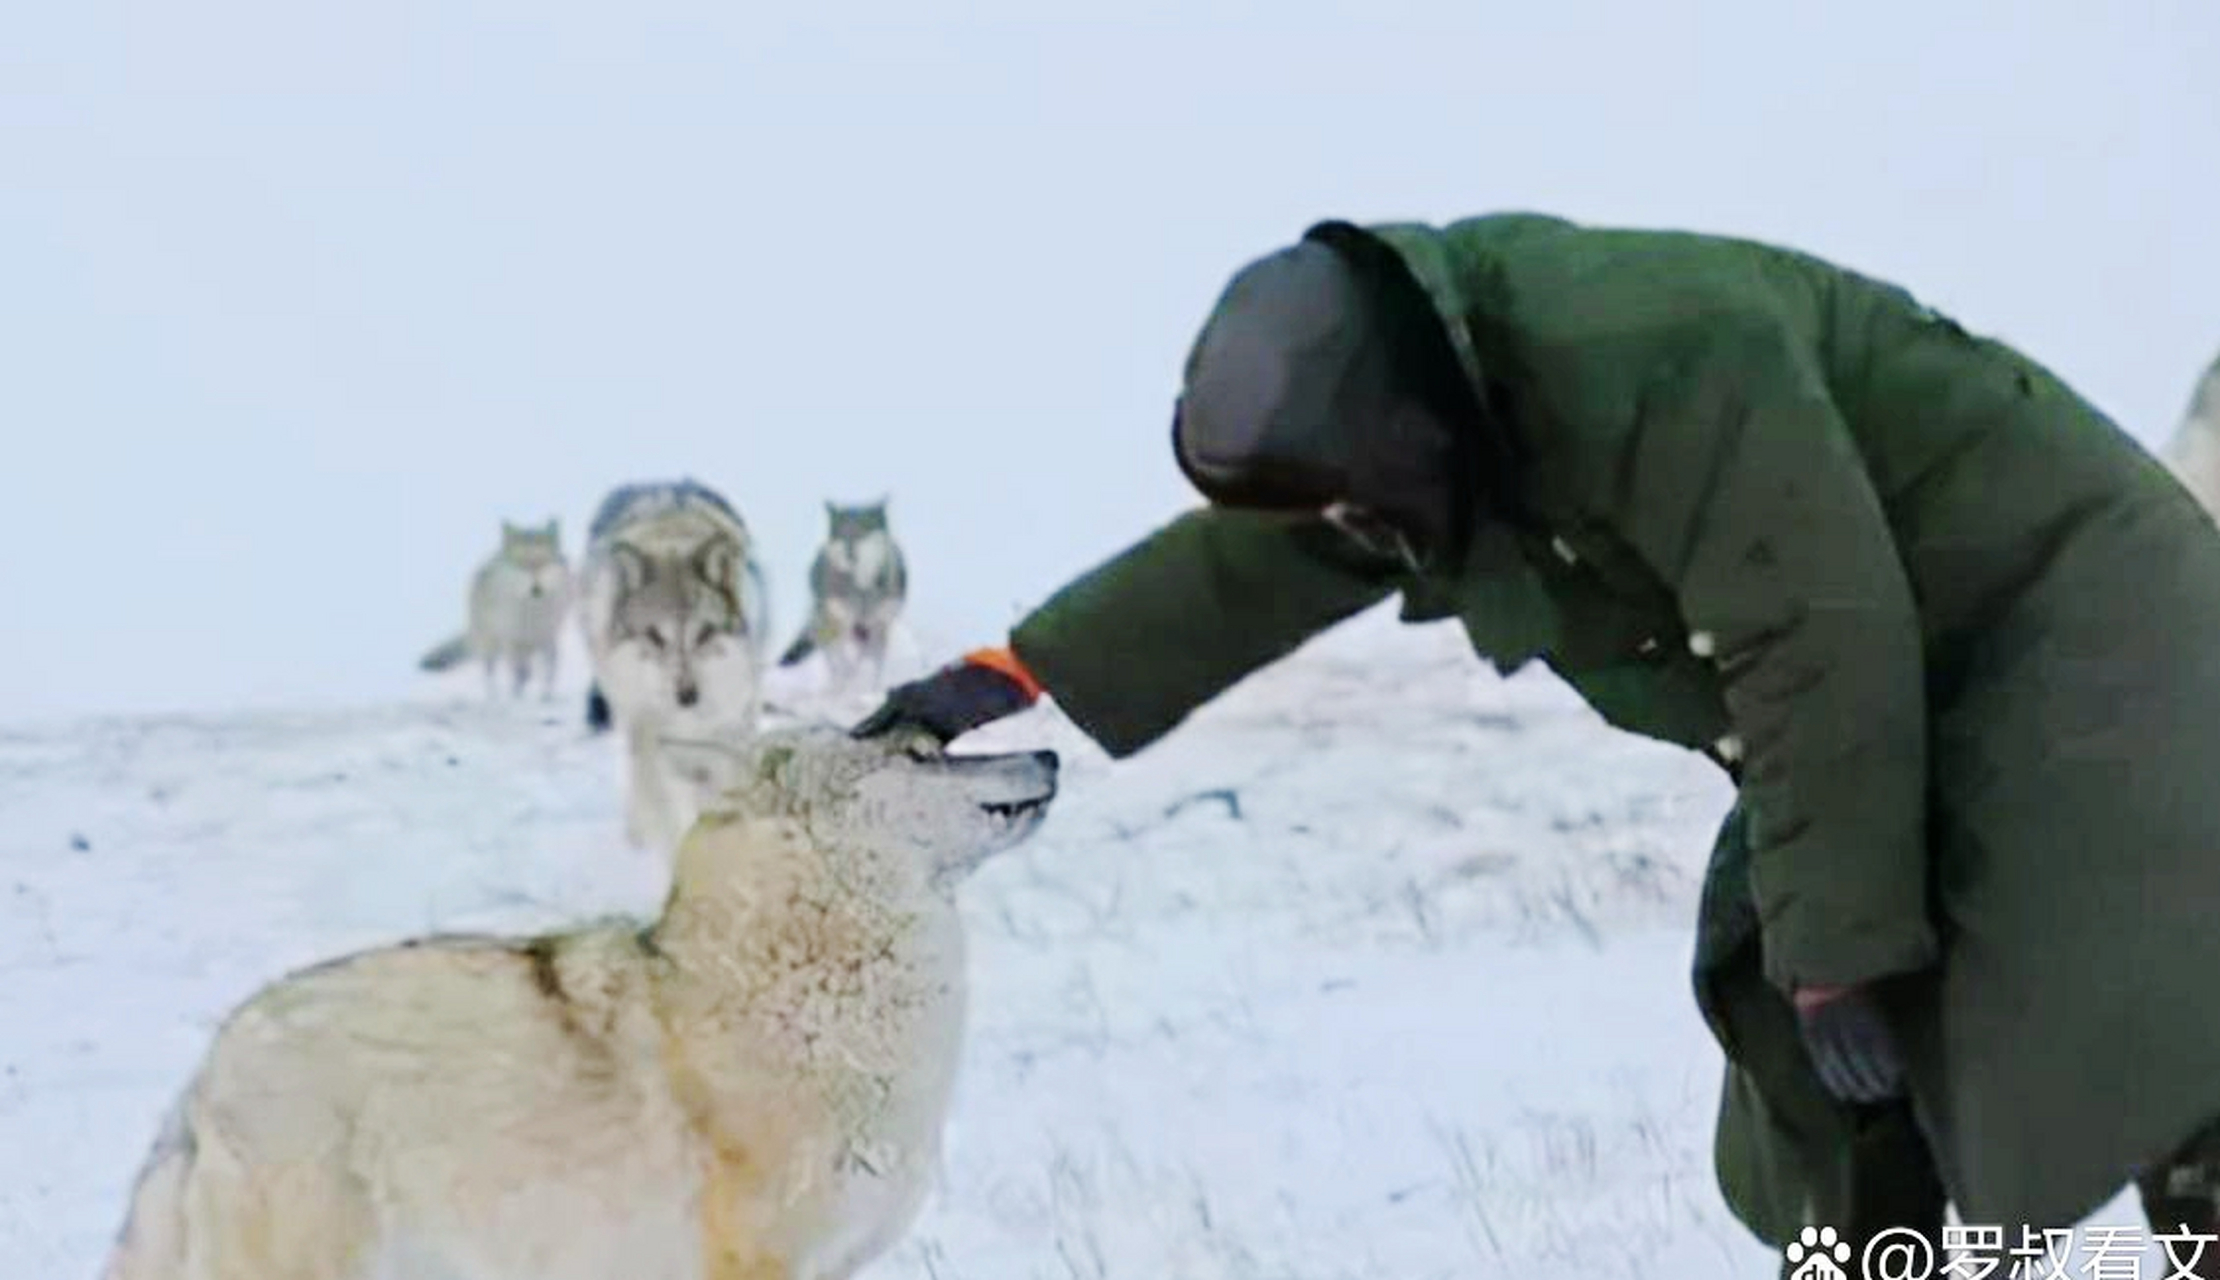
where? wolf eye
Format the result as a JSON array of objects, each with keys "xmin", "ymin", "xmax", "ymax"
[
  {"xmin": 644, "ymin": 626, "xmax": 668, "ymax": 650},
  {"xmin": 696, "ymin": 624, "xmax": 716, "ymax": 648}
]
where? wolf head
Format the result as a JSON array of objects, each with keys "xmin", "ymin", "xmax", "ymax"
[
  {"xmin": 499, "ymin": 519, "xmax": 568, "ymax": 599},
  {"xmin": 820, "ymin": 498, "xmax": 898, "ymax": 581},
  {"xmin": 824, "ymin": 498, "xmax": 890, "ymax": 540},
  {"xmin": 501, "ymin": 518, "xmax": 562, "ymax": 559},
  {"xmin": 606, "ymin": 534, "xmax": 753, "ymax": 709},
  {"xmin": 668, "ymin": 724, "xmax": 1058, "ymax": 889}
]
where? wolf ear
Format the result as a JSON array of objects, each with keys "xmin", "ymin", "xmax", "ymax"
[
  {"xmin": 612, "ymin": 542, "xmax": 654, "ymax": 591},
  {"xmin": 694, "ymin": 535, "xmax": 738, "ymax": 587}
]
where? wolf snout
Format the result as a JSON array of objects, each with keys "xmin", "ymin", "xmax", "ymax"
[
  {"xmin": 1002, "ymin": 750, "xmax": 1059, "ymax": 806},
  {"xmin": 676, "ymin": 680, "xmax": 700, "ymax": 708}
]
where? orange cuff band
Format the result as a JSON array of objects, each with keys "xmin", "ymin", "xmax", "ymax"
[{"xmin": 963, "ymin": 646, "xmax": 1044, "ymax": 702}]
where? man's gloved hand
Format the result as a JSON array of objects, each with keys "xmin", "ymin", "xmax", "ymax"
[
  {"xmin": 1794, "ymin": 983, "xmax": 1907, "ymax": 1105},
  {"xmin": 851, "ymin": 647, "xmax": 1043, "ymax": 747}
]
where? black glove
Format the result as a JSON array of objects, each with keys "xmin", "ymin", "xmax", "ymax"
[
  {"xmin": 851, "ymin": 649, "xmax": 1040, "ymax": 747},
  {"xmin": 1797, "ymin": 985, "xmax": 1907, "ymax": 1104}
]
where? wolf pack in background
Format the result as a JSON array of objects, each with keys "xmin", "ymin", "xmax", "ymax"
[
  {"xmin": 778, "ymin": 497, "xmax": 909, "ymax": 693},
  {"xmin": 575, "ymin": 478, "xmax": 775, "ymax": 853},
  {"xmin": 98, "ymin": 724, "xmax": 1061, "ymax": 1280},
  {"xmin": 413, "ymin": 477, "xmax": 927, "ymax": 858},
  {"xmin": 416, "ymin": 518, "xmax": 573, "ymax": 699}
]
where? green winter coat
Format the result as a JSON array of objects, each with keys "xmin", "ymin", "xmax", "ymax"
[{"xmin": 1006, "ymin": 212, "xmax": 2220, "ymax": 1236}]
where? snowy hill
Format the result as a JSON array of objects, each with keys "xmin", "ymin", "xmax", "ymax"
[{"xmin": 0, "ymin": 606, "xmax": 2150, "ymax": 1277}]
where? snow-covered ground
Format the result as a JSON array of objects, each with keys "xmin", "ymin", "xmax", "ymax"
[{"xmin": 0, "ymin": 606, "xmax": 2154, "ymax": 1277}]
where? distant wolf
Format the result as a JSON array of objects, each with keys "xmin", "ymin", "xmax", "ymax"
[
  {"xmin": 578, "ymin": 478, "xmax": 774, "ymax": 852},
  {"xmin": 777, "ymin": 497, "xmax": 909, "ymax": 693},
  {"xmin": 418, "ymin": 517, "xmax": 573, "ymax": 700},
  {"xmin": 2161, "ymin": 347, "xmax": 2220, "ymax": 517},
  {"xmin": 98, "ymin": 723, "xmax": 1060, "ymax": 1280}
]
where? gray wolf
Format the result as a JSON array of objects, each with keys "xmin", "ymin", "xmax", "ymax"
[
  {"xmin": 777, "ymin": 497, "xmax": 909, "ymax": 693},
  {"xmin": 418, "ymin": 518, "xmax": 573, "ymax": 699},
  {"xmin": 99, "ymin": 723, "xmax": 1059, "ymax": 1280},
  {"xmin": 578, "ymin": 479, "xmax": 774, "ymax": 852},
  {"xmin": 2160, "ymin": 347, "xmax": 2220, "ymax": 516}
]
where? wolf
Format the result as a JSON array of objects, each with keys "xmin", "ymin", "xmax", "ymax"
[
  {"xmin": 2161, "ymin": 346, "xmax": 2220, "ymax": 517},
  {"xmin": 418, "ymin": 518, "xmax": 574, "ymax": 699},
  {"xmin": 777, "ymin": 497, "xmax": 909, "ymax": 693},
  {"xmin": 578, "ymin": 479, "xmax": 775, "ymax": 852},
  {"xmin": 98, "ymin": 724, "xmax": 1059, "ymax": 1280}
]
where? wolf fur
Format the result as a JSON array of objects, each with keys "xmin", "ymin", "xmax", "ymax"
[
  {"xmin": 2162, "ymin": 347, "xmax": 2220, "ymax": 516},
  {"xmin": 99, "ymin": 724, "xmax": 1059, "ymax": 1280},
  {"xmin": 418, "ymin": 518, "xmax": 574, "ymax": 699},
  {"xmin": 578, "ymin": 479, "xmax": 775, "ymax": 852},
  {"xmin": 777, "ymin": 498, "xmax": 908, "ymax": 693}
]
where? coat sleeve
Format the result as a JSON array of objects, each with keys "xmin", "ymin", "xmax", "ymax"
[
  {"xmin": 1593, "ymin": 318, "xmax": 1937, "ymax": 995},
  {"xmin": 1007, "ymin": 506, "xmax": 1402, "ymax": 759}
]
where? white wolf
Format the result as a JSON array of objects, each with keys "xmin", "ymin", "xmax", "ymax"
[
  {"xmin": 578, "ymin": 479, "xmax": 774, "ymax": 852},
  {"xmin": 777, "ymin": 497, "xmax": 909, "ymax": 694},
  {"xmin": 418, "ymin": 518, "xmax": 573, "ymax": 699},
  {"xmin": 2161, "ymin": 347, "xmax": 2220, "ymax": 516},
  {"xmin": 99, "ymin": 723, "xmax": 1059, "ymax": 1280}
]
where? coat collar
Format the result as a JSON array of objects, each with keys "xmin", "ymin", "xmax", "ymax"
[{"xmin": 1397, "ymin": 516, "xmax": 1561, "ymax": 676}]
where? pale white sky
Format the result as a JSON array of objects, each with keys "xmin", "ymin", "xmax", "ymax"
[{"xmin": 3, "ymin": 1, "xmax": 2216, "ymax": 723}]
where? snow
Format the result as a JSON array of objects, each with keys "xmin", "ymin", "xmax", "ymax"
[{"xmin": 0, "ymin": 604, "xmax": 2156, "ymax": 1277}]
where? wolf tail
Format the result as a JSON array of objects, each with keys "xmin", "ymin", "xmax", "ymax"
[
  {"xmin": 777, "ymin": 630, "xmax": 817, "ymax": 668},
  {"xmin": 418, "ymin": 634, "xmax": 472, "ymax": 673},
  {"xmin": 100, "ymin": 1095, "xmax": 197, "ymax": 1280}
]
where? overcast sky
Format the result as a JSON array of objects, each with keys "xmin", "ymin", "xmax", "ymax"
[{"xmin": 3, "ymin": 0, "xmax": 2216, "ymax": 723}]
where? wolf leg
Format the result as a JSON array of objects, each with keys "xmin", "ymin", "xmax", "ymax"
[
  {"xmin": 155, "ymin": 1138, "xmax": 372, "ymax": 1280},
  {"xmin": 823, "ymin": 635, "xmax": 862, "ymax": 698},
  {"xmin": 778, "ymin": 629, "xmax": 818, "ymax": 669},
  {"xmin": 859, "ymin": 625, "xmax": 891, "ymax": 693},
  {"xmin": 99, "ymin": 1098, "xmax": 195, "ymax": 1280},
  {"xmin": 812, "ymin": 1195, "xmax": 927, "ymax": 1280},
  {"xmin": 624, "ymin": 722, "xmax": 690, "ymax": 852},
  {"xmin": 624, "ymin": 724, "xmax": 659, "ymax": 850},
  {"xmin": 703, "ymin": 1252, "xmax": 794, "ymax": 1280},
  {"xmin": 697, "ymin": 1153, "xmax": 794, "ymax": 1280}
]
